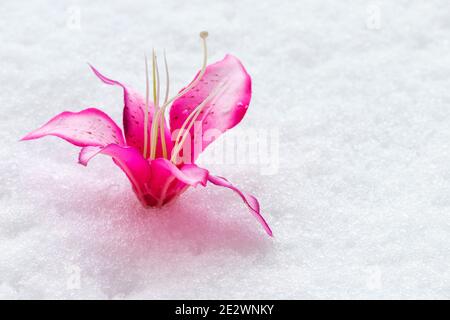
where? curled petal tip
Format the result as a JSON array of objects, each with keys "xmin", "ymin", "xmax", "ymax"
[
  {"xmin": 77, "ymin": 160, "xmax": 88, "ymax": 167},
  {"xmin": 87, "ymin": 63, "xmax": 94, "ymax": 72},
  {"xmin": 265, "ymin": 225, "xmax": 274, "ymax": 237},
  {"xmin": 20, "ymin": 131, "xmax": 38, "ymax": 141},
  {"xmin": 207, "ymin": 174, "xmax": 272, "ymax": 236}
]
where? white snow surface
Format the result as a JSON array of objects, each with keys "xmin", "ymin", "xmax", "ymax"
[{"xmin": 1, "ymin": 0, "xmax": 450, "ymax": 299}]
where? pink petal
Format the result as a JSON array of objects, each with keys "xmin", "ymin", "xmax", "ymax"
[
  {"xmin": 21, "ymin": 108, "xmax": 124, "ymax": 147},
  {"xmin": 148, "ymin": 159, "xmax": 209, "ymax": 206},
  {"xmin": 90, "ymin": 65, "xmax": 172, "ymax": 158},
  {"xmin": 208, "ymin": 174, "xmax": 273, "ymax": 236},
  {"xmin": 78, "ymin": 146, "xmax": 104, "ymax": 166},
  {"xmin": 151, "ymin": 159, "xmax": 208, "ymax": 187},
  {"xmin": 80, "ymin": 143, "xmax": 152, "ymax": 204},
  {"xmin": 169, "ymin": 54, "xmax": 252, "ymax": 162},
  {"xmin": 80, "ymin": 146, "xmax": 208, "ymax": 207}
]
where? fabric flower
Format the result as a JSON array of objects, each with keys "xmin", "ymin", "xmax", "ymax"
[{"xmin": 22, "ymin": 32, "xmax": 272, "ymax": 236}]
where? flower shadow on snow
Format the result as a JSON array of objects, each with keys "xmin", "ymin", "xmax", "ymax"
[{"xmin": 49, "ymin": 176, "xmax": 272, "ymax": 297}]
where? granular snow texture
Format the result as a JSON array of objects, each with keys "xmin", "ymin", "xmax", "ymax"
[{"xmin": 1, "ymin": 0, "xmax": 449, "ymax": 299}]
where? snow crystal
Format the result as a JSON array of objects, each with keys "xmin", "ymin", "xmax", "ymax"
[{"xmin": 0, "ymin": 0, "xmax": 449, "ymax": 299}]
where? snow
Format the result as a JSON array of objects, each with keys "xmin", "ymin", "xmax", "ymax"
[{"xmin": 1, "ymin": 0, "xmax": 450, "ymax": 299}]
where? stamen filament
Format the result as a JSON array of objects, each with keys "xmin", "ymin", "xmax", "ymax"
[
  {"xmin": 170, "ymin": 80, "xmax": 228, "ymax": 163},
  {"xmin": 159, "ymin": 51, "xmax": 170, "ymax": 159},
  {"xmin": 146, "ymin": 31, "xmax": 209, "ymax": 161},
  {"xmin": 172, "ymin": 78, "xmax": 229, "ymax": 152},
  {"xmin": 150, "ymin": 50, "xmax": 161, "ymax": 160},
  {"xmin": 152, "ymin": 49, "xmax": 158, "ymax": 110},
  {"xmin": 143, "ymin": 55, "xmax": 150, "ymax": 158},
  {"xmin": 158, "ymin": 31, "xmax": 208, "ymax": 114},
  {"xmin": 159, "ymin": 115, "xmax": 167, "ymax": 159},
  {"xmin": 155, "ymin": 54, "xmax": 160, "ymax": 108},
  {"xmin": 163, "ymin": 50, "xmax": 170, "ymax": 105}
]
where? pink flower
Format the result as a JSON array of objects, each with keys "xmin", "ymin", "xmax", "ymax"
[{"xmin": 21, "ymin": 32, "xmax": 272, "ymax": 236}]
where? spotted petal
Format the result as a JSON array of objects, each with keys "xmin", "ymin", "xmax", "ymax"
[
  {"xmin": 21, "ymin": 108, "xmax": 124, "ymax": 147},
  {"xmin": 169, "ymin": 54, "xmax": 251, "ymax": 163},
  {"xmin": 90, "ymin": 65, "xmax": 172, "ymax": 158}
]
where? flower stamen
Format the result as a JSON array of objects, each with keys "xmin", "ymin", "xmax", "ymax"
[
  {"xmin": 150, "ymin": 49, "xmax": 161, "ymax": 160},
  {"xmin": 143, "ymin": 55, "xmax": 150, "ymax": 158},
  {"xmin": 146, "ymin": 31, "xmax": 209, "ymax": 160},
  {"xmin": 170, "ymin": 79, "xmax": 229, "ymax": 163},
  {"xmin": 160, "ymin": 31, "xmax": 208, "ymax": 111},
  {"xmin": 158, "ymin": 51, "xmax": 170, "ymax": 159},
  {"xmin": 163, "ymin": 50, "xmax": 170, "ymax": 105}
]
